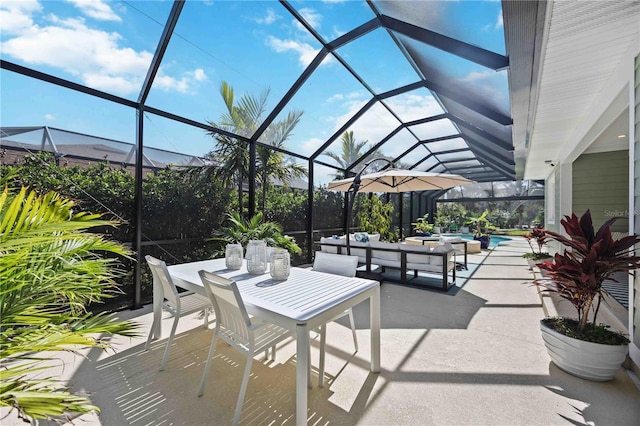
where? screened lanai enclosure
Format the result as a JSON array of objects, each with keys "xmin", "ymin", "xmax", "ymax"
[{"xmin": 0, "ymin": 1, "xmax": 544, "ymax": 308}]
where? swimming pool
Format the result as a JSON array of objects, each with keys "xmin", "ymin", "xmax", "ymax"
[{"xmin": 441, "ymin": 234, "xmax": 512, "ymax": 248}]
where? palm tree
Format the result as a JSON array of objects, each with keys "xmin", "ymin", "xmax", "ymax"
[
  {"xmin": 0, "ymin": 185, "xmax": 138, "ymax": 422},
  {"xmin": 206, "ymin": 82, "xmax": 262, "ymax": 214},
  {"xmin": 257, "ymin": 116, "xmax": 307, "ymax": 214},
  {"xmin": 206, "ymin": 81, "xmax": 306, "ymax": 215},
  {"xmin": 322, "ymin": 131, "xmax": 388, "ymax": 178}
]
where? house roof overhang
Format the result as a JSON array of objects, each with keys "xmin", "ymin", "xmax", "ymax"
[{"xmin": 509, "ymin": 0, "xmax": 640, "ymax": 180}]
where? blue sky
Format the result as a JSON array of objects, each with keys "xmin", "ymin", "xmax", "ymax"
[{"xmin": 1, "ymin": 0, "xmax": 507, "ymax": 183}]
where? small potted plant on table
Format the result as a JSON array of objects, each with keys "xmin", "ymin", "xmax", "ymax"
[
  {"xmin": 534, "ymin": 210, "xmax": 640, "ymax": 381},
  {"xmin": 523, "ymin": 227, "xmax": 552, "ymax": 270}
]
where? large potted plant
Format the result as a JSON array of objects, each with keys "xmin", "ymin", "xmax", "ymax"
[
  {"xmin": 534, "ymin": 210, "xmax": 640, "ymax": 381},
  {"xmin": 467, "ymin": 210, "xmax": 491, "ymax": 249},
  {"xmin": 411, "ymin": 213, "xmax": 434, "ymax": 236},
  {"xmin": 523, "ymin": 227, "xmax": 552, "ymax": 270},
  {"xmin": 215, "ymin": 212, "xmax": 301, "ymax": 256}
]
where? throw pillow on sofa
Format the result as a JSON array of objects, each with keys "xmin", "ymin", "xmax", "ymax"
[{"xmin": 354, "ymin": 232, "xmax": 370, "ymax": 242}]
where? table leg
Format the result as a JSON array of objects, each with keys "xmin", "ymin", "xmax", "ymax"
[
  {"xmin": 370, "ymin": 286, "xmax": 381, "ymax": 372},
  {"xmin": 296, "ymin": 323, "xmax": 309, "ymax": 426}
]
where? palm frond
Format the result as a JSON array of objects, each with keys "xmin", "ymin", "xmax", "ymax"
[{"xmin": 0, "ymin": 185, "xmax": 139, "ymax": 422}]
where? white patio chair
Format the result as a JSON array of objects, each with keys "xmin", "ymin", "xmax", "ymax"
[
  {"xmin": 144, "ymin": 255, "xmax": 212, "ymax": 371},
  {"xmin": 312, "ymin": 251, "xmax": 359, "ymax": 386},
  {"xmin": 312, "ymin": 251, "xmax": 359, "ymax": 350},
  {"xmin": 197, "ymin": 270, "xmax": 294, "ymax": 426}
]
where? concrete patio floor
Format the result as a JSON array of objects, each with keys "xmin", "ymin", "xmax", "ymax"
[{"xmin": 6, "ymin": 238, "xmax": 640, "ymax": 425}]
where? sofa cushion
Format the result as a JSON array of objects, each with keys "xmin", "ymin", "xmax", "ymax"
[
  {"xmin": 349, "ymin": 240, "xmax": 369, "ymax": 261},
  {"xmin": 430, "ymin": 243, "xmax": 454, "ymax": 266},
  {"xmin": 400, "ymin": 243, "xmax": 432, "ymax": 264},
  {"xmin": 440, "ymin": 236, "xmax": 462, "ymax": 243},
  {"xmin": 320, "ymin": 237, "xmax": 344, "ymax": 254},
  {"xmin": 370, "ymin": 241, "xmax": 400, "ymax": 262}
]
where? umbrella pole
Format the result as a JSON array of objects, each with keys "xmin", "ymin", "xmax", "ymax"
[{"xmin": 344, "ymin": 158, "xmax": 395, "ymax": 256}]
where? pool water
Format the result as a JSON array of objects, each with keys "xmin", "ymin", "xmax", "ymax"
[{"xmin": 441, "ymin": 234, "xmax": 512, "ymax": 248}]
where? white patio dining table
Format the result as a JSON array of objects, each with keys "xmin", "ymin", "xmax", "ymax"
[{"xmin": 153, "ymin": 257, "xmax": 380, "ymax": 426}]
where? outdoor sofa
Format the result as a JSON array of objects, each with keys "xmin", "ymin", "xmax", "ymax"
[{"xmin": 318, "ymin": 237, "xmax": 457, "ymax": 291}]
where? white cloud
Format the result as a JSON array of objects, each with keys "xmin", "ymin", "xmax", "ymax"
[
  {"xmin": 340, "ymin": 103, "xmax": 399, "ymax": 144},
  {"xmin": 330, "ymin": 25, "xmax": 346, "ymax": 40},
  {"xmin": 385, "ymin": 94, "xmax": 444, "ymax": 121},
  {"xmin": 299, "ymin": 137, "xmax": 325, "ymax": 156},
  {"xmin": 327, "ymin": 91, "xmax": 364, "ymax": 103},
  {"xmin": 255, "ymin": 8, "xmax": 280, "ymax": 25},
  {"xmin": 192, "ymin": 68, "xmax": 207, "ymax": 81},
  {"xmin": 154, "ymin": 68, "xmax": 208, "ymax": 94},
  {"xmin": 460, "ymin": 70, "xmax": 495, "ymax": 83},
  {"xmin": 323, "ymin": 93, "xmax": 460, "ymax": 159},
  {"xmin": 297, "ymin": 7, "xmax": 322, "ymax": 29},
  {"xmin": 45, "ymin": 113, "xmax": 55, "ymax": 121},
  {"xmin": 66, "ymin": 0, "xmax": 121, "ymax": 22},
  {"xmin": 483, "ymin": 10, "xmax": 504, "ymax": 32},
  {"xmin": 83, "ymin": 72, "xmax": 141, "ymax": 94},
  {"xmin": 495, "ymin": 10, "xmax": 503, "ymax": 30},
  {"xmin": 266, "ymin": 36, "xmax": 319, "ymax": 68},
  {"xmin": 457, "ymin": 69, "xmax": 508, "ymax": 108},
  {"xmin": 0, "ymin": 0, "xmax": 41, "ymax": 33},
  {"xmin": 0, "ymin": 10, "xmax": 205, "ymax": 96}
]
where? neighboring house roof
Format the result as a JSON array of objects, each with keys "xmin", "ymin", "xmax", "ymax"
[
  {"xmin": 1, "ymin": 125, "xmax": 308, "ymax": 189},
  {"xmin": 1, "ymin": 125, "xmax": 206, "ymax": 168}
]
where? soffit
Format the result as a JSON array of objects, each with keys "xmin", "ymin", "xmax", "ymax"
[{"xmin": 522, "ymin": 0, "xmax": 640, "ymax": 180}]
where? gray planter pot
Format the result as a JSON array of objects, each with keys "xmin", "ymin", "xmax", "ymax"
[{"xmin": 540, "ymin": 319, "xmax": 628, "ymax": 381}]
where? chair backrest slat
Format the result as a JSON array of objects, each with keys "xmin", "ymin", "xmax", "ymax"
[
  {"xmin": 313, "ymin": 252, "xmax": 358, "ymax": 278},
  {"xmin": 199, "ymin": 270, "xmax": 253, "ymax": 345},
  {"xmin": 145, "ymin": 255, "xmax": 180, "ymax": 306}
]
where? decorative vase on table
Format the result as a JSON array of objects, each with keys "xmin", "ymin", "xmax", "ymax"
[
  {"xmin": 269, "ymin": 248, "xmax": 290, "ymax": 280},
  {"xmin": 246, "ymin": 240, "xmax": 268, "ymax": 274},
  {"xmin": 225, "ymin": 243, "xmax": 244, "ymax": 270}
]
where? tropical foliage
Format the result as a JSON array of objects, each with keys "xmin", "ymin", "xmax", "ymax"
[
  {"xmin": 523, "ymin": 227, "xmax": 551, "ymax": 260},
  {"xmin": 356, "ymin": 195, "xmax": 396, "ymax": 241},
  {"xmin": 465, "ymin": 210, "xmax": 490, "ymax": 237},
  {"xmin": 206, "ymin": 81, "xmax": 307, "ymax": 216},
  {"xmin": 534, "ymin": 210, "xmax": 640, "ymax": 342},
  {"xmin": 214, "ymin": 212, "xmax": 301, "ymax": 255},
  {"xmin": 411, "ymin": 213, "xmax": 434, "ymax": 234},
  {"xmin": 322, "ymin": 131, "xmax": 391, "ymax": 178},
  {"xmin": 1, "ymin": 153, "xmax": 233, "ymax": 307},
  {"xmin": 0, "ymin": 185, "xmax": 139, "ymax": 422}
]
